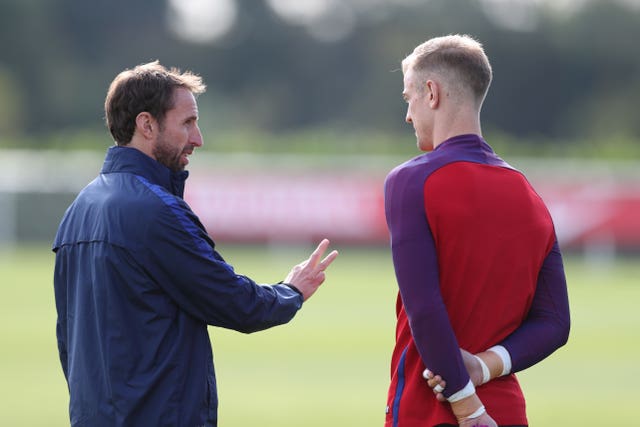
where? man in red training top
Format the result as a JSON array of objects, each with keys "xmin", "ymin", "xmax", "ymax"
[{"xmin": 384, "ymin": 34, "xmax": 570, "ymax": 427}]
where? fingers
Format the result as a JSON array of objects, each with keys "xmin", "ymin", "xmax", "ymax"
[
  {"xmin": 430, "ymin": 376, "xmax": 445, "ymax": 391},
  {"xmin": 319, "ymin": 249, "xmax": 339, "ymax": 271},
  {"xmin": 284, "ymin": 240, "xmax": 338, "ymax": 302},
  {"xmin": 308, "ymin": 238, "xmax": 330, "ymax": 268},
  {"xmin": 423, "ymin": 369, "xmax": 441, "ymax": 385},
  {"xmin": 309, "ymin": 239, "xmax": 339, "ymax": 271},
  {"xmin": 423, "ymin": 369, "xmax": 447, "ymax": 401}
]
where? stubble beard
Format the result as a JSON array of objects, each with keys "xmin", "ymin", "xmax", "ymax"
[{"xmin": 153, "ymin": 133, "xmax": 185, "ymax": 172}]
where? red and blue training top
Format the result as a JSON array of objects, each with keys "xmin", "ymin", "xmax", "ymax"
[{"xmin": 384, "ymin": 134, "xmax": 570, "ymax": 427}]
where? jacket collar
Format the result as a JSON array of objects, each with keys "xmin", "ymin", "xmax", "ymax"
[{"xmin": 101, "ymin": 145, "xmax": 189, "ymax": 198}]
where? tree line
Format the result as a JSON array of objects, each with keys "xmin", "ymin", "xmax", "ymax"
[{"xmin": 0, "ymin": 0, "xmax": 638, "ymax": 155}]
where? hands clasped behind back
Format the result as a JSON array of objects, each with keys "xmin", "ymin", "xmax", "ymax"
[{"xmin": 284, "ymin": 239, "xmax": 339, "ymax": 301}]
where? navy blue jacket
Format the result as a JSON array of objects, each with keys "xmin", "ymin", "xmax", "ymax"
[{"xmin": 53, "ymin": 146, "xmax": 303, "ymax": 426}]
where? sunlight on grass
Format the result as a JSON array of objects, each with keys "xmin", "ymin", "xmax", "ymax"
[{"xmin": 1, "ymin": 244, "xmax": 638, "ymax": 426}]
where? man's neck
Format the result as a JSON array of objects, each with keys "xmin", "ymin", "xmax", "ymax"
[{"xmin": 432, "ymin": 111, "xmax": 482, "ymax": 149}]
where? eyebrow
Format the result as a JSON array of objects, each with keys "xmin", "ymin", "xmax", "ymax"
[{"xmin": 185, "ymin": 114, "xmax": 198, "ymax": 123}]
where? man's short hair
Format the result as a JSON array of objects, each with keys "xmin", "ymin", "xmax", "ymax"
[
  {"xmin": 104, "ymin": 60, "xmax": 206, "ymax": 145},
  {"xmin": 402, "ymin": 34, "xmax": 493, "ymax": 104}
]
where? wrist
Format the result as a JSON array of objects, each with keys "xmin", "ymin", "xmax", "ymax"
[
  {"xmin": 278, "ymin": 281, "xmax": 304, "ymax": 299},
  {"xmin": 465, "ymin": 405, "xmax": 486, "ymax": 421},
  {"xmin": 474, "ymin": 355, "xmax": 490, "ymax": 385},
  {"xmin": 447, "ymin": 380, "xmax": 475, "ymax": 403},
  {"xmin": 475, "ymin": 350, "xmax": 502, "ymax": 381},
  {"xmin": 487, "ymin": 345, "xmax": 512, "ymax": 376},
  {"xmin": 450, "ymin": 393, "xmax": 485, "ymax": 422}
]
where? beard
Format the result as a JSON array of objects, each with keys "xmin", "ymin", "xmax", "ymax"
[{"xmin": 153, "ymin": 132, "xmax": 187, "ymax": 172}]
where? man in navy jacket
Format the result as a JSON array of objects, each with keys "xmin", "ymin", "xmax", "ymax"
[{"xmin": 53, "ymin": 61, "xmax": 338, "ymax": 427}]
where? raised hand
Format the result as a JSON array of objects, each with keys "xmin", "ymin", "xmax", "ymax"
[{"xmin": 284, "ymin": 239, "xmax": 339, "ymax": 301}]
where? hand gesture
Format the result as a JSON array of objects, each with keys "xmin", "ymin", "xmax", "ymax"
[{"xmin": 284, "ymin": 239, "xmax": 339, "ymax": 301}]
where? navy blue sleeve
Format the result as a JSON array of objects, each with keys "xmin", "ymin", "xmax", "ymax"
[
  {"xmin": 385, "ymin": 166, "xmax": 471, "ymax": 398},
  {"xmin": 52, "ymin": 255, "xmax": 69, "ymax": 383},
  {"xmin": 138, "ymin": 193, "xmax": 303, "ymax": 333},
  {"xmin": 500, "ymin": 240, "xmax": 571, "ymax": 372}
]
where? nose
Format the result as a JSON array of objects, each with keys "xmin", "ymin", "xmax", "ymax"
[
  {"xmin": 191, "ymin": 124, "xmax": 203, "ymax": 147},
  {"xmin": 405, "ymin": 109, "xmax": 412, "ymax": 124}
]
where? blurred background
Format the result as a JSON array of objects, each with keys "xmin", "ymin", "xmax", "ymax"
[
  {"xmin": 1, "ymin": 0, "xmax": 639, "ymax": 425},
  {"xmin": 1, "ymin": 0, "xmax": 639, "ymax": 252}
]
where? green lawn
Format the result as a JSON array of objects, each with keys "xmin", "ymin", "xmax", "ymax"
[{"xmin": 1, "ymin": 244, "xmax": 638, "ymax": 426}]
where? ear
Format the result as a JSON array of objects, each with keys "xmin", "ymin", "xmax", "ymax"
[
  {"xmin": 425, "ymin": 80, "xmax": 439, "ymax": 109},
  {"xmin": 135, "ymin": 112, "xmax": 156, "ymax": 140}
]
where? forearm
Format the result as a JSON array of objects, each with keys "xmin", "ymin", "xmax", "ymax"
[
  {"xmin": 499, "ymin": 241, "xmax": 570, "ymax": 372},
  {"xmin": 473, "ymin": 241, "xmax": 569, "ymax": 378},
  {"xmin": 391, "ymin": 230, "xmax": 470, "ymax": 396},
  {"xmin": 407, "ymin": 304, "xmax": 472, "ymax": 397}
]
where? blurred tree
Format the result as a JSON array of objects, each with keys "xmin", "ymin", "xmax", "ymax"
[
  {"xmin": 548, "ymin": 0, "xmax": 640, "ymax": 139},
  {"xmin": 0, "ymin": 66, "xmax": 24, "ymax": 135},
  {"xmin": 0, "ymin": 0, "xmax": 638, "ymax": 148}
]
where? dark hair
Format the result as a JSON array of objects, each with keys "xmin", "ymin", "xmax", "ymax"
[{"xmin": 104, "ymin": 60, "xmax": 206, "ymax": 145}]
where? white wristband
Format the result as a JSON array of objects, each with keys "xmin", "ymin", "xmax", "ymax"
[
  {"xmin": 447, "ymin": 380, "xmax": 475, "ymax": 403},
  {"xmin": 474, "ymin": 355, "xmax": 490, "ymax": 384},
  {"xmin": 465, "ymin": 405, "xmax": 486, "ymax": 420},
  {"xmin": 488, "ymin": 345, "xmax": 512, "ymax": 376}
]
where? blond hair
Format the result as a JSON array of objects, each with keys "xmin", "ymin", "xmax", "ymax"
[{"xmin": 402, "ymin": 34, "xmax": 492, "ymax": 104}]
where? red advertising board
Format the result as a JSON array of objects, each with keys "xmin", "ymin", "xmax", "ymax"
[
  {"xmin": 534, "ymin": 180, "xmax": 640, "ymax": 249},
  {"xmin": 186, "ymin": 172, "xmax": 388, "ymax": 244},
  {"xmin": 185, "ymin": 171, "xmax": 640, "ymax": 250}
]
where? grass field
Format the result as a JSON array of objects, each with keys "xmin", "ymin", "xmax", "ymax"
[{"xmin": 1, "ymin": 243, "xmax": 639, "ymax": 426}]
